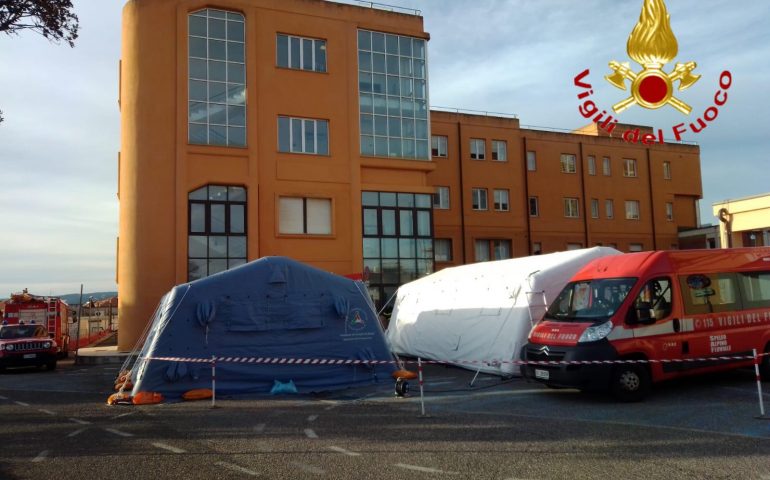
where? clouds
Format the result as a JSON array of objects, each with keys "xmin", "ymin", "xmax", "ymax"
[{"xmin": 0, "ymin": 0, "xmax": 767, "ymax": 295}]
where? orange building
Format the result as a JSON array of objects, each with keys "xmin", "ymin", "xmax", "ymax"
[{"xmin": 117, "ymin": 0, "xmax": 702, "ymax": 350}]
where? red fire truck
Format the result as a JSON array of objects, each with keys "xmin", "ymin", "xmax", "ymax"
[{"xmin": 2, "ymin": 291, "xmax": 71, "ymax": 358}]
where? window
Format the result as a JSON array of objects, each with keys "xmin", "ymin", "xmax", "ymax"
[
  {"xmin": 279, "ymin": 197, "xmax": 332, "ymax": 235},
  {"xmin": 278, "ymin": 116, "xmax": 329, "ymax": 154},
  {"xmin": 470, "ymin": 139, "xmax": 485, "ymax": 160},
  {"xmin": 629, "ymin": 243, "xmax": 643, "ymax": 252},
  {"xmin": 602, "ymin": 156, "xmax": 611, "ymax": 176},
  {"xmin": 566, "ymin": 243, "xmax": 583, "ymax": 250},
  {"xmin": 739, "ymin": 271, "xmax": 770, "ymax": 309},
  {"xmin": 434, "ymin": 239, "xmax": 452, "ymax": 262},
  {"xmin": 588, "ymin": 155, "xmax": 596, "ymax": 175},
  {"xmin": 433, "ymin": 186, "xmax": 450, "ymax": 210},
  {"xmin": 632, "ymin": 277, "xmax": 673, "ymax": 320},
  {"xmin": 358, "ymin": 30, "xmax": 429, "ymax": 160},
  {"xmin": 666, "ymin": 202, "xmax": 674, "ymax": 221},
  {"xmin": 663, "ymin": 161, "xmax": 672, "ymax": 180},
  {"xmin": 605, "ymin": 199, "xmax": 614, "ymax": 219},
  {"xmin": 560, "ymin": 154, "xmax": 577, "ymax": 173},
  {"xmin": 188, "ymin": 184, "xmax": 247, "ymax": 281},
  {"xmin": 362, "ymin": 192, "xmax": 433, "ymax": 313},
  {"xmin": 494, "ymin": 189, "xmax": 509, "ymax": 211},
  {"xmin": 431, "ymin": 135, "xmax": 447, "ymax": 157},
  {"xmin": 564, "ymin": 198, "xmax": 580, "ymax": 218},
  {"xmin": 529, "ymin": 197, "xmax": 539, "ymax": 217},
  {"xmin": 625, "ymin": 200, "xmax": 640, "ymax": 220},
  {"xmin": 492, "ymin": 140, "xmax": 507, "ymax": 161},
  {"xmin": 475, "ymin": 239, "xmax": 511, "ymax": 262},
  {"xmin": 680, "ymin": 273, "xmax": 740, "ymax": 314},
  {"xmin": 188, "ymin": 9, "xmax": 246, "ymax": 147},
  {"xmin": 526, "ymin": 151, "xmax": 537, "ymax": 171},
  {"xmin": 276, "ymin": 34, "xmax": 326, "ymax": 72},
  {"xmin": 472, "ymin": 188, "xmax": 488, "ymax": 210},
  {"xmin": 532, "ymin": 242, "xmax": 542, "ymax": 254},
  {"xmin": 623, "ymin": 158, "xmax": 638, "ymax": 177},
  {"xmin": 591, "ymin": 198, "xmax": 599, "ymax": 218}
]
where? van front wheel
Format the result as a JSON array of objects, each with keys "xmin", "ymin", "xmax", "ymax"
[{"xmin": 610, "ymin": 363, "xmax": 650, "ymax": 402}]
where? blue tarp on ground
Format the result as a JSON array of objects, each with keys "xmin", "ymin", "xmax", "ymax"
[{"xmin": 129, "ymin": 257, "xmax": 395, "ymax": 399}]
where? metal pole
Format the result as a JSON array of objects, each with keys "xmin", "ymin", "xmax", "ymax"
[
  {"xmin": 75, "ymin": 284, "xmax": 83, "ymax": 353},
  {"xmin": 211, "ymin": 356, "xmax": 217, "ymax": 408},
  {"xmin": 754, "ymin": 349, "xmax": 765, "ymax": 417},
  {"xmin": 418, "ymin": 357, "xmax": 425, "ymax": 416}
]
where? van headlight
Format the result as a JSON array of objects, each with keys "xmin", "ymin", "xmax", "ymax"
[
  {"xmin": 578, "ymin": 320, "xmax": 613, "ymax": 343},
  {"xmin": 43, "ymin": 342, "xmax": 52, "ymax": 349}
]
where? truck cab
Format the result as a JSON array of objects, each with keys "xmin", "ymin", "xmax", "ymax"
[{"xmin": 0, "ymin": 323, "xmax": 59, "ymax": 371}]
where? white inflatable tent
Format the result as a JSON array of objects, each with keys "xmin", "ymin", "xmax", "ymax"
[{"xmin": 386, "ymin": 247, "xmax": 621, "ymax": 376}]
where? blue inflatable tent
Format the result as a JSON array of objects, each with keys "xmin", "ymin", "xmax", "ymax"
[{"xmin": 128, "ymin": 257, "xmax": 395, "ymax": 399}]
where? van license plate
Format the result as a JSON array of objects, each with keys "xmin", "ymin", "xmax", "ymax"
[
  {"xmin": 535, "ymin": 369, "xmax": 549, "ymax": 380},
  {"xmin": 23, "ymin": 354, "xmax": 37, "ymax": 359}
]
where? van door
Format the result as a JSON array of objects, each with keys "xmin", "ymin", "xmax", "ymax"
[
  {"xmin": 627, "ymin": 277, "xmax": 680, "ymax": 378},
  {"xmin": 678, "ymin": 272, "xmax": 749, "ymax": 371}
]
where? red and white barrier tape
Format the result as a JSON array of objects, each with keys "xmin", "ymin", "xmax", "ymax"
[{"xmin": 140, "ymin": 352, "xmax": 768, "ymax": 367}]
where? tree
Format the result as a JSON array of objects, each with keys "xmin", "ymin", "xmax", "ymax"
[
  {"xmin": 0, "ymin": 0, "xmax": 79, "ymax": 45},
  {"xmin": 0, "ymin": 0, "xmax": 79, "ymax": 124}
]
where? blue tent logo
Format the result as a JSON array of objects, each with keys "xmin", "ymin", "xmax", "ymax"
[{"xmin": 348, "ymin": 309, "xmax": 367, "ymax": 331}]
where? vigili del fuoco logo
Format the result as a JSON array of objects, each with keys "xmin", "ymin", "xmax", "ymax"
[{"xmin": 573, "ymin": 0, "xmax": 732, "ymax": 144}]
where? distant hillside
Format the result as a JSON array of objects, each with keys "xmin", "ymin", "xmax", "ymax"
[{"xmin": 59, "ymin": 291, "xmax": 117, "ymax": 305}]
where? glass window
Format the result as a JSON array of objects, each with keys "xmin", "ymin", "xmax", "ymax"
[
  {"xmin": 739, "ymin": 271, "xmax": 770, "ymax": 309},
  {"xmin": 663, "ymin": 161, "xmax": 672, "ymax": 180},
  {"xmin": 188, "ymin": 9, "xmax": 246, "ymax": 147},
  {"xmin": 560, "ymin": 154, "xmax": 577, "ymax": 173},
  {"xmin": 625, "ymin": 200, "xmax": 640, "ymax": 220},
  {"xmin": 358, "ymin": 30, "xmax": 429, "ymax": 160},
  {"xmin": 632, "ymin": 277, "xmax": 673, "ymax": 320},
  {"xmin": 278, "ymin": 197, "xmax": 332, "ymax": 235},
  {"xmin": 492, "ymin": 140, "xmax": 507, "ymax": 161},
  {"xmin": 623, "ymin": 158, "xmax": 638, "ymax": 177},
  {"xmin": 566, "ymin": 243, "xmax": 583, "ymax": 250},
  {"xmin": 276, "ymin": 34, "xmax": 326, "ymax": 72},
  {"xmin": 277, "ymin": 116, "xmax": 329, "ymax": 155},
  {"xmin": 433, "ymin": 186, "xmax": 450, "ymax": 210},
  {"xmin": 494, "ymin": 189, "xmax": 509, "ymax": 211},
  {"xmin": 605, "ymin": 199, "xmax": 614, "ymax": 219},
  {"xmin": 529, "ymin": 197, "xmax": 539, "ymax": 217},
  {"xmin": 564, "ymin": 198, "xmax": 579, "ymax": 218},
  {"xmin": 602, "ymin": 156, "xmax": 611, "ymax": 176},
  {"xmin": 666, "ymin": 202, "xmax": 674, "ymax": 221},
  {"xmin": 470, "ymin": 139, "xmax": 485, "ymax": 160},
  {"xmin": 588, "ymin": 155, "xmax": 596, "ymax": 175},
  {"xmin": 431, "ymin": 135, "xmax": 447, "ymax": 157},
  {"xmin": 591, "ymin": 198, "xmax": 599, "ymax": 218},
  {"xmin": 475, "ymin": 239, "xmax": 511, "ymax": 262},
  {"xmin": 362, "ymin": 191, "xmax": 433, "ymax": 313},
  {"xmin": 188, "ymin": 184, "xmax": 247, "ymax": 281},
  {"xmin": 472, "ymin": 188, "xmax": 488, "ymax": 211},
  {"xmin": 629, "ymin": 243, "xmax": 644, "ymax": 252},
  {"xmin": 680, "ymin": 273, "xmax": 740, "ymax": 314},
  {"xmin": 434, "ymin": 239, "xmax": 452, "ymax": 262},
  {"xmin": 526, "ymin": 151, "xmax": 537, "ymax": 171}
]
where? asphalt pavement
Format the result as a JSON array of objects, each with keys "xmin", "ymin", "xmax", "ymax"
[{"xmin": 2, "ymin": 358, "xmax": 770, "ymax": 479}]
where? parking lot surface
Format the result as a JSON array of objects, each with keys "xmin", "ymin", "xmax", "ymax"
[{"xmin": 2, "ymin": 358, "xmax": 770, "ymax": 479}]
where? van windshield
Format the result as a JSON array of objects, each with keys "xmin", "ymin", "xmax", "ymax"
[{"xmin": 545, "ymin": 278, "xmax": 637, "ymax": 322}]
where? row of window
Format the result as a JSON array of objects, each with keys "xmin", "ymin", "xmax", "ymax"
[
  {"xmin": 436, "ymin": 239, "xmax": 653, "ymax": 263},
  {"xmin": 429, "ymin": 136, "xmax": 673, "ymax": 181},
  {"xmin": 680, "ymin": 271, "xmax": 770, "ymax": 314},
  {"xmin": 434, "ymin": 186, "xmax": 673, "ymax": 221}
]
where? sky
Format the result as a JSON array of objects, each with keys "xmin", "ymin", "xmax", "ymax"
[{"xmin": 0, "ymin": 0, "xmax": 768, "ymax": 295}]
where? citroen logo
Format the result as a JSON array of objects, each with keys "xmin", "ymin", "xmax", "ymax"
[{"xmin": 538, "ymin": 345, "xmax": 550, "ymax": 356}]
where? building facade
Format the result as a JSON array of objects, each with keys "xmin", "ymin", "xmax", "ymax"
[
  {"xmin": 117, "ymin": 0, "xmax": 702, "ymax": 350},
  {"xmin": 713, "ymin": 193, "xmax": 770, "ymax": 248}
]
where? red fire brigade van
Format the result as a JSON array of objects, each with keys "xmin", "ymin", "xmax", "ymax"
[
  {"xmin": 521, "ymin": 248, "xmax": 770, "ymax": 401},
  {"xmin": 2, "ymin": 292, "xmax": 71, "ymax": 358}
]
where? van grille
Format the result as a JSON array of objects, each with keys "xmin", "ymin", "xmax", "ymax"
[
  {"xmin": 526, "ymin": 346, "xmax": 565, "ymax": 364},
  {"xmin": 12, "ymin": 342, "xmax": 47, "ymax": 352}
]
